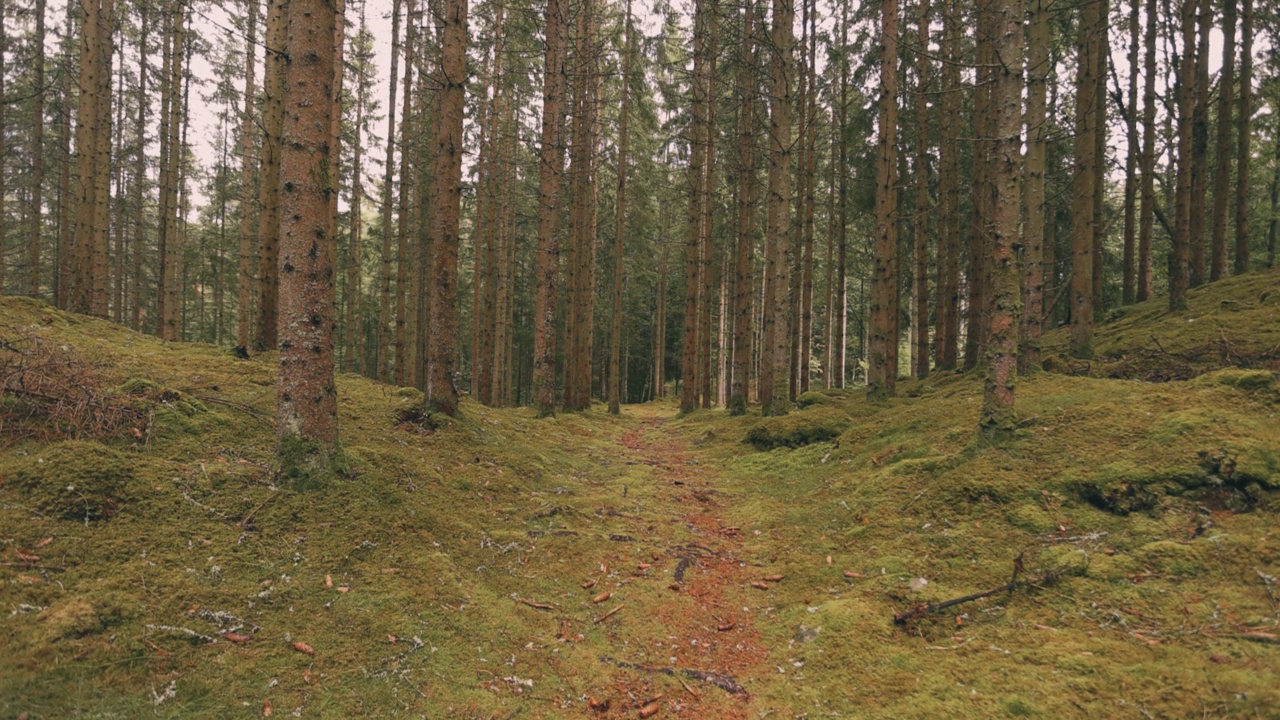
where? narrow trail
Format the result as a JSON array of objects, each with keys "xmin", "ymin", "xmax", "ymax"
[{"xmin": 589, "ymin": 406, "xmax": 769, "ymax": 718}]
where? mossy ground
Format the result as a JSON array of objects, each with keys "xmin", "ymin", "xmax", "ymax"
[{"xmin": 2, "ymin": 273, "xmax": 1279, "ymax": 719}]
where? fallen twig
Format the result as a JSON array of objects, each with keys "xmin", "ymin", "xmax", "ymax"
[
  {"xmin": 594, "ymin": 604, "xmax": 625, "ymax": 624},
  {"xmin": 512, "ymin": 596, "xmax": 556, "ymax": 611}
]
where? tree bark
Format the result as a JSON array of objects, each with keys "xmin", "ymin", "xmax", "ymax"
[
  {"xmin": 533, "ymin": 0, "xmax": 567, "ymax": 416},
  {"xmin": 236, "ymin": 0, "xmax": 260, "ymax": 352},
  {"xmin": 868, "ymin": 0, "xmax": 899, "ymax": 401},
  {"xmin": 1233, "ymin": 0, "xmax": 1251, "ymax": 274},
  {"xmin": 980, "ymin": 0, "xmax": 1022, "ymax": 439},
  {"xmin": 1070, "ymin": 0, "xmax": 1100, "ymax": 354},
  {"xmin": 681, "ymin": 0, "xmax": 708, "ymax": 414},
  {"xmin": 761, "ymin": 0, "xmax": 794, "ymax": 415},
  {"xmin": 729, "ymin": 0, "xmax": 756, "ymax": 414},
  {"xmin": 609, "ymin": 0, "xmax": 633, "ymax": 415},
  {"xmin": 276, "ymin": 0, "xmax": 339, "ymax": 470},
  {"xmin": 255, "ymin": 0, "xmax": 286, "ymax": 348},
  {"xmin": 1137, "ymin": 0, "xmax": 1157, "ymax": 300},
  {"xmin": 912, "ymin": 0, "xmax": 930, "ymax": 380},
  {"xmin": 27, "ymin": 0, "xmax": 47, "ymax": 297},
  {"xmin": 393, "ymin": 0, "xmax": 417, "ymax": 386},
  {"xmin": 1020, "ymin": 0, "xmax": 1047, "ymax": 373},
  {"xmin": 1188, "ymin": 0, "xmax": 1209, "ymax": 287},
  {"xmin": 1170, "ymin": 0, "xmax": 1194, "ymax": 311},
  {"xmin": 1208, "ymin": 0, "xmax": 1235, "ymax": 282},
  {"xmin": 1121, "ymin": 0, "xmax": 1139, "ymax": 302},
  {"xmin": 425, "ymin": 0, "xmax": 468, "ymax": 417}
]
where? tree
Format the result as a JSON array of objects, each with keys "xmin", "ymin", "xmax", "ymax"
[
  {"xmin": 275, "ymin": 0, "xmax": 340, "ymax": 475},
  {"xmin": 609, "ymin": 0, "xmax": 633, "ymax": 416},
  {"xmin": 425, "ymin": 0, "xmax": 468, "ymax": 417},
  {"xmin": 868, "ymin": 0, "xmax": 898, "ymax": 401},
  {"xmin": 681, "ymin": 0, "xmax": 709, "ymax": 414},
  {"xmin": 911, "ymin": 0, "xmax": 930, "ymax": 380},
  {"xmin": 1136, "ymin": 0, "xmax": 1156, "ymax": 301},
  {"xmin": 533, "ymin": 0, "xmax": 568, "ymax": 417},
  {"xmin": 1233, "ymin": 0, "xmax": 1251, "ymax": 274},
  {"xmin": 1170, "ymin": 0, "xmax": 1194, "ymax": 311},
  {"xmin": 1070, "ymin": 0, "xmax": 1101, "ymax": 354},
  {"xmin": 28, "ymin": 0, "xmax": 47, "ymax": 298},
  {"xmin": 760, "ymin": 0, "xmax": 793, "ymax": 416},
  {"xmin": 235, "ymin": 0, "xmax": 260, "ymax": 353},
  {"xmin": 1020, "ymin": 0, "xmax": 1048, "ymax": 373},
  {"xmin": 255, "ymin": 0, "xmax": 287, "ymax": 348},
  {"xmin": 980, "ymin": 0, "xmax": 1022, "ymax": 438},
  {"xmin": 1209, "ymin": 0, "xmax": 1235, "ymax": 282},
  {"xmin": 934, "ymin": 0, "xmax": 959, "ymax": 371},
  {"xmin": 376, "ymin": 0, "xmax": 402, "ymax": 382},
  {"xmin": 728, "ymin": 0, "xmax": 757, "ymax": 415}
]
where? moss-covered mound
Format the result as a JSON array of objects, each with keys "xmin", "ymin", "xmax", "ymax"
[
  {"xmin": 1041, "ymin": 268, "xmax": 1280, "ymax": 380},
  {"xmin": 744, "ymin": 405, "xmax": 851, "ymax": 449},
  {"xmin": 7, "ymin": 440, "xmax": 141, "ymax": 521}
]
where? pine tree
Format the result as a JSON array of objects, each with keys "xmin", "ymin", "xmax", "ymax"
[{"xmin": 868, "ymin": 0, "xmax": 898, "ymax": 401}]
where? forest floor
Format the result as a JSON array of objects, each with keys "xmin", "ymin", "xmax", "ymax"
[{"xmin": 2, "ymin": 269, "xmax": 1280, "ymax": 719}]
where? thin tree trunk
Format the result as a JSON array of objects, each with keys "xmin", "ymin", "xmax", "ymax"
[
  {"xmin": 761, "ymin": 0, "xmax": 794, "ymax": 415},
  {"xmin": 868, "ymin": 0, "xmax": 898, "ymax": 401},
  {"xmin": 1188, "ymin": 0, "xmax": 1209, "ymax": 287},
  {"xmin": 1170, "ymin": 0, "xmax": 1194, "ymax": 311},
  {"xmin": 1020, "ymin": 0, "xmax": 1047, "ymax": 373},
  {"xmin": 376, "ymin": 0, "xmax": 401, "ymax": 381},
  {"xmin": 130, "ymin": 5, "xmax": 148, "ymax": 330},
  {"xmin": 834, "ymin": 0, "xmax": 847, "ymax": 386},
  {"xmin": 699, "ymin": 1, "xmax": 719, "ymax": 408},
  {"xmin": 255, "ymin": 0, "xmax": 285, "ymax": 348},
  {"xmin": 912, "ymin": 0, "xmax": 930, "ymax": 380},
  {"xmin": 236, "ymin": 0, "xmax": 259, "ymax": 351},
  {"xmin": 28, "ymin": 0, "xmax": 47, "ymax": 297},
  {"xmin": 1137, "ymin": 0, "xmax": 1156, "ymax": 301},
  {"xmin": 681, "ymin": 0, "xmax": 708, "ymax": 414},
  {"xmin": 1121, "ymin": 0, "xmax": 1139, "ymax": 302},
  {"xmin": 533, "ymin": 0, "xmax": 567, "ymax": 416},
  {"xmin": 1208, "ymin": 0, "xmax": 1235, "ymax": 282},
  {"xmin": 609, "ymin": 0, "xmax": 633, "ymax": 415},
  {"xmin": 729, "ymin": 0, "xmax": 756, "ymax": 414},
  {"xmin": 1233, "ymin": 0, "xmax": 1251, "ymax": 274},
  {"xmin": 393, "ymin": 0, "xmax": 417, "ymax": 386},
  {"xmin": 1071, "ymin": 0, "xmax": 1099, "ymax": 353},
  {"xmin": 799, "ymin": 0, "xmax": 817, "ymax": 392},
  {"xmin": 346, "ymin": 5, "xmax": 369, "ymax": 372}
]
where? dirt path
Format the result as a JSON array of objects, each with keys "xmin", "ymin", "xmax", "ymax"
[{"xmin": 588, "ymin": 406, "xmax": 769, "ymax": 718}]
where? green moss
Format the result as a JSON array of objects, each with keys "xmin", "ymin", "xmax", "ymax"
[
  {"xmin": 275, "ymin": 433, "xmax": 347, "ymax": 489},
  {"xmin": 744, "ymin": 406, "xmax": 851, "ymax": 449},
  {"xmin": 5, "ymin": 440, "xmax": 140, "ymax": 521},
  {"xmin": 1133, "ymin": 540, "xmax": 1204, "ymax": 576},
  {"xmin": 796, "ymin": 391, "xmax": 836, "ymax": 408}
]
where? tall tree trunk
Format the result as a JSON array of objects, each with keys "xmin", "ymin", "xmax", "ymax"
[
  {"xmin": 1070, "ymin": 0, "xmax": 1100, "ymax": 354},
  {"xmin": 236, "ymin": 0, "xmax": 260, "ymax": 352},
  {"xmin": 28, "ymin": 0, "xmax": 47, "ymax": 297},
  {"xmin": 70, "ymin": 0, "xmax": 102, "ymax": 314},
  {"xmin": 912, "ymin": 0, "xmax": 930, "ymax": 380},
  {"xmin": 868, "ymin": 0, "xmax": 899, "ymax": 401},
  {"xmin": 965, "ymin": 0, "xmax": 992, "ymax": 371},
  {"xmin": 1091, "ymin": 1, "xmax": 1107, "ymax": 315},
  {"xmin": 1232, "ymin": 0, "xmax": 1251, "ymax": 274},
  {"xmin": 799, "ymin": 0, "xmax": 818, "ymax": 392},
  {"xmin": 155, "ymin": 1, "xmax": 173, "ymax": 328},
  {"xmin": 393, "ymin": 0, "xmax": 417, "ymax": 386},
  {"xmin": 472, "ymin": 0, "xmax": 505, "ymax": 406},
  {"xmin": 981, "ymin": 0, "xmax": 1022, "ymax": 438},
  {"xmin": 376, "ymin": 0, "xmax": 401, "ymax": 381},
  {"xmin": 0, "ymin": 0, "xmax": 7, "ymax": 294},
  {"xmin": 276, "ymin": 0, "xmax": 339, "ymax": 473},
  {"xmin": 699, "ymin": 1, "xmax": 719, "ymax": 408},
  {"xmin": 1121, "ymin": 0, "xmax": 1139, "ymax": 302},
  {"xmin": 1137, "ymin": 0, "xmax": 1156, "ymax": 301},
  {"xmin": 255, "ymin": 0, "xmax": 286, "ymax": 348},
  {"xmin": 533, "ymin": 0, "xmax": 567, "ymax": 416},
  {"xmin": 1188, "ymin": 0, "xmax": 1209, "ymax": 287},
  {"xmin": 761, "ymin": 0, "xmax": 794, "ymax": 415},
  {"xmin": 426, "ymin": 0, "xmax": 468, "ymax": 417},
  {"xmin": 1208, "ymin": 0, "xmax": 1235, "ymax": 282},
  {"xmin": 1020, "ymin": 0, "xmax": 1047, "ymax": 373},
  {"xmin": 56, "ymin": 0, "xmax": 73, "ymax": 310},
  {"xmin": 681, "ymin": 0, "xmax": 708, "ymax": 414},
  {"xmin": 834, "ymin": 0, "xmax": 848, "ymax": 386},
  {"xmin": 609, "ymin": 0, "xmax": 633, "ymax": 415},
  {"xmin": 130, "ymin": 4, "xmax": 148, "ymax": 330},
  {"xmin": 1170, "ymin": 0, "xmax": 1194, "ymax": 311},
  {"xmin": 729, "ymin": 0, "xmax": 756, "ymax": 414},
  {"xmin": 345, "ymin": 5, "xmax": 369, "ymax": 373}
]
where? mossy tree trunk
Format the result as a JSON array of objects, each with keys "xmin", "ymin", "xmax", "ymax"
[{"xmin": 276, "ymin": 0, "xmax": 340, "ymax": 475}]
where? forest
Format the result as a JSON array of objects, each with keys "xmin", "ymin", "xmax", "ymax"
[{"xmin": 1, "ymin": 0, "xmax": 1279, "ymax": 716}]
